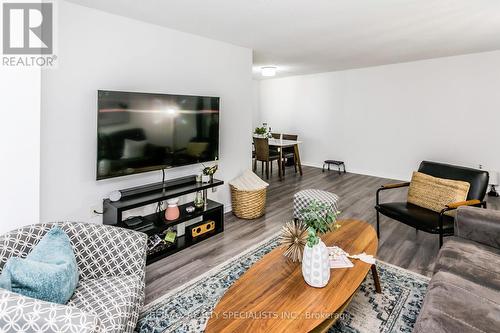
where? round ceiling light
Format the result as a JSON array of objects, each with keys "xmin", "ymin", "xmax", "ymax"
[{"xmin": 261, "ymin": 66, "xmax": 277, "ymax": 77}]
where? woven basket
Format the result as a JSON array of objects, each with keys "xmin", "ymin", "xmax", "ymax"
[{"xmin": 230, "ymin": 184, "xmax": 267, "ymax": 219}]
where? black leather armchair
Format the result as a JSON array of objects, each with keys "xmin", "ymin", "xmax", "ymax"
[{"xmin": 375, "ymin": 161, "xmax": 489, "ymax": 247}]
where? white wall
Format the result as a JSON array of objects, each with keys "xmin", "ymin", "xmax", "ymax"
[
  {"xmin": 258, "ymin": 51, "xmax": 500, "ymax": 181},
  {"xmin": 0, "ymin": 67, "xmax": 41, "ymax": 233},
  {"xmin": 41, "ymin": 1, "xmax": 253, "ymax": 223},
  {"xmin": 252, "ymin": 80, "xmax": 261, "ymax": 129}
]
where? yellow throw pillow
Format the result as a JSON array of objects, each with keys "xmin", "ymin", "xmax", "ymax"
[{"xmin": 407, "ymin": 171, "xmax": 470, "ymax": 216}]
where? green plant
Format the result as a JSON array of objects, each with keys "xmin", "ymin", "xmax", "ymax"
[
  {"xmin": 254, "ymin": 126, "xmax": 267, "ymax": 135},
  {"xmin": 202, "ymin": 164, "xmax": 218, "ymax": 176},
  {"xmin": 300, "ymin": 200, "xmax": 340, "ymax": 247},
  {"xmin": 306, "ymin": 227, "xmax": 319, "ymax": 247}
]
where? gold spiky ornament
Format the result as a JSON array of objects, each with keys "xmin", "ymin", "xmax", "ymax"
[{"xmin": 279, "ymin": 220, "xmax": 308, "ymax": 262}]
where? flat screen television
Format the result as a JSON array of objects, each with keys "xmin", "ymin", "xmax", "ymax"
[{"xmin": 97, "ymin": 90, "xmax": 219, "ymax": 180}]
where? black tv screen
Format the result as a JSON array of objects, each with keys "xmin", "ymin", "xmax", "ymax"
[{"xmin": 97, "ymin": 90, "xmax": 219, "ymax": 180}]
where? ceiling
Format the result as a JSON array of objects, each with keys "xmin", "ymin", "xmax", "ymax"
[{"xmin": 66, "ymin": 0, "xmax": 500, "ymax": 79}]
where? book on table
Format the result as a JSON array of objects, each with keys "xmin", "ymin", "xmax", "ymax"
[{"xmin": 328, "ymin": 246, "xmax": 354, "ymax": 268}]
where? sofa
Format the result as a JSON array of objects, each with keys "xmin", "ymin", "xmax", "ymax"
[
  {"xmin": 0, "ymin": 222, "xmax": 147, "ymax": 333},
  {"xmin": 413, "ymin": 206, "xmax": 500, "ymax": 332}
]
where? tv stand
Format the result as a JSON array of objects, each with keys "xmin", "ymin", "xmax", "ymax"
[{"xmin": 103, "ymin": 175, "xmax": 224, "ymax": 264}]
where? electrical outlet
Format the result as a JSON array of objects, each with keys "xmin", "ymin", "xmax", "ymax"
[{"xmin": 90, "ymin": 204, "xmax": 102, "ymax": 217}]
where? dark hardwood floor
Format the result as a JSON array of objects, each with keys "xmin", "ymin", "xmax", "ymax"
[{"xmin": 145, "ymin": 165, "xmax": 500, "ymax": 305}]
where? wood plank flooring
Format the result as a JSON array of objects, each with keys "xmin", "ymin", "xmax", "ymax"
[{"xmin": 145, "ymin": 165, "xmax": 500, "ymax": 305}]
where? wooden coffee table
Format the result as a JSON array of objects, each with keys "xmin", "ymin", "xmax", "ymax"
[{"xmin": 205, "ymin": 219, "xmax": 379, "ymax": 333}]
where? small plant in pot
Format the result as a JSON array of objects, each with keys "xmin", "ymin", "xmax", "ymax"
[
  {"xmin": 254, "ymin": 126, "xmax": 267, "ymax": 137},
  {"xmin": 300, "ymin": 201, "xmax": 340, "ymax": 288},
  {"xmin": 202, "ymin": 164, "xmax": 218, "ymax": 183}
]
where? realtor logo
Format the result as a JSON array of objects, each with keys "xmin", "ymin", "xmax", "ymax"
[
  {"xmin": 3, "ymin": 2, "xmax": 53, "ymax": 54},
  {"xmin": 2, "ymin": 1, "xmax": 56, "ymax": 67}
]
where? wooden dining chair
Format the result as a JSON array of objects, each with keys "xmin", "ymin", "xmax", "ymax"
[
  {"xmin": 282, "ymin": 134, "xmax": 298, "ymax": 174},
  {"xmin": 268, "ymin": 133, "xmax": 280, "ymax": 172},
  {"xmin": 253, "ymin": 137, "xmax": 281, "ymax": 179}
]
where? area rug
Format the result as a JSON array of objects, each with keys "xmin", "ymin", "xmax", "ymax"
[{"xmin": 136, "ymin": 236, "xmax": 430, "ymax": 333}]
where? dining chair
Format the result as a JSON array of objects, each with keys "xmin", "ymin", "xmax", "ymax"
[
  {"xmin": 268, "ymin": 133, "xmax": 281, "ymax": 173},
  {"xmin": 266, "ymin": 133, "xmax": 298, "ymax": 175},
  {"xmin": 282, "ymin": 134, "xmax": 298, "ymax": 174},
  {"xmin": 253, "ymin": 137, "xmax": 281, "ymax": 179}
]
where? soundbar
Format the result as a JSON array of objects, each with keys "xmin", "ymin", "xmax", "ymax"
[{"xmin": 119, "ymin": 175, "xmax": 197, "ymax": 199}]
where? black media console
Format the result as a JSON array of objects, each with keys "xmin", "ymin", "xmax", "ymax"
[{"xmin": 103, "ymin": 175, "xmax": 224, "ymax": 264}]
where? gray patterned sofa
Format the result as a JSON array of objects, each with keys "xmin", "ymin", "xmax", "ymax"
[
  {"xmin": 413, "ymin": 206, "xmax": 500, "ymax": 332},
  {"xmin": 0, "ymin": 222, "xmax": 147, "ymax": 333}
]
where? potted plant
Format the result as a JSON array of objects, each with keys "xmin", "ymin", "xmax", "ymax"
[
  {"xmin": 202, "ymin": 164, "xmax": 218, "ymax": 183},
  {"xmin": 300, "ymin": 201, "xmax": 340, "ymax": 288},
  {"xmin": 254, "ymin": 126, "xmax": 267, "ymax": 137}
]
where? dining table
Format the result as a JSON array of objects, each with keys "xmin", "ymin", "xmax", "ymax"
[{"xmin": 267, "ymin": 138, "xmax": 303, "ymax": 180}]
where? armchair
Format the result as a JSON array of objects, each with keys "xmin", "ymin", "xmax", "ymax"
[
  {"xmin": 0, "ymin": 222, "xmax": 147, "ymax": 333},
  {"xmin": 375, "ymin": 161, "xmax": 489, "ymax": 247}
]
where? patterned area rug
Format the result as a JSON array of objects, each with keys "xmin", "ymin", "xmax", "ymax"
[{"xmin": 137, "ymin": 237, "xmax": 429, "ymax": 333}]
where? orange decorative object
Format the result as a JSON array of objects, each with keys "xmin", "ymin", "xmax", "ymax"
[{"xmin": 165, "ymin": 198, "xmax": 180, "ymax": 221}]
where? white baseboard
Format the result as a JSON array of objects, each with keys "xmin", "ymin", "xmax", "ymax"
[
  {"xmin": 301, "ymin": 161, "xmax": 408, "ymax": 182},
  {"xmin": 301, "ymin": 161, "xmax": 323, "ymax": 169},
  {"xmin": 224, "ymin": 202, "xmax": 232, "ymax": 214}
]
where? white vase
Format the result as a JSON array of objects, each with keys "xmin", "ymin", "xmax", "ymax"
[{"xmin": 302, "ymin": 240, "xmax": 330, "ymax": 288}]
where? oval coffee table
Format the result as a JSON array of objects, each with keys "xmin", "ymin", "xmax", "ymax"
[{"xmin": 205, "ymin": 219, "xmax": 379, "ymax": 333}]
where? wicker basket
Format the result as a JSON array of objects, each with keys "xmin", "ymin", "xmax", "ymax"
[{"xmin": 230, "ymin": 184, "xmax": 267, "ymax": 219}]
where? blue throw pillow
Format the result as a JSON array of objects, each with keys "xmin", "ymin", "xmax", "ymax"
[{"xmin": 0, "ymin": 227, "xmax": 79, "ymax": 304}]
